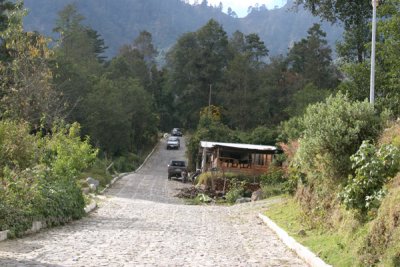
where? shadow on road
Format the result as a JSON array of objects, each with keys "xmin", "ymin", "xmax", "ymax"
[{"xmin": 0, "ymin": 258, "xmax": 64, "ymax": 267}]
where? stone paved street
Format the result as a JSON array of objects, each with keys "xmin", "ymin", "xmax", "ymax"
[{"xmin": 0, "ymin": 137, "xmax": 307, "ymax": 266}]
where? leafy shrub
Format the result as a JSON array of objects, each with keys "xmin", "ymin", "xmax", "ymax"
[
  {"xmin": 38, "ymin": 178, "xmax": 85, "ymax": 226},
  {"xmin": 294, "ymin": 93, "xmax": 383, "ymax": 183},
  {"xmin": 0, "ymin": 167, "xmax": 42, "ymax": 236},
  {"xmin": 0, "ymin": 121, "xmax": 97, "ymax": 237},
  {"xmin": 339, "ymin": 141, "xmax": 400, "ymax": 212},
  {"xmin": 39, "ymin": 122, "xmax": 98, "ymax": 180},
  {"xmin": 112, "ymin": 153, "xmax": 140, "ymax": 173},
  {"xmin": 288, "ymin": 94, "xmax": 382, "ymax": 221},
  {"xmin": 0, "ymin": 201, "xmax": 35, "ymax": 237},
  {"xmin": 0, "ymin": 120, "xmax": 37, "ymax": 177},
  {"xmin": 260, "ymin": 167, "xmax": 285, "ymax": 185},
  {"xmin": 278, "ymin": 116, "xmax": 305, "ymax": 143},
  {"xmin": 225, "ymin": 179, "xmax": 245, "ymax": 204},
  {"xmin": 259, "ymin": 167, "xmax": 287, "ymax": 197}
]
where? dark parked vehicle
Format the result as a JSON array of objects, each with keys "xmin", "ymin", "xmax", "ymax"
[
  {"xmin": 166, "ymin": 136, "xmax": 180, "ymax": 149},
  {"xmin": 171, "ymin": 128, "xmax": 182, "ymax": 136},
  {"xmin": 167, "ymin": 160, "xmax": 187, "ymax": 181}
]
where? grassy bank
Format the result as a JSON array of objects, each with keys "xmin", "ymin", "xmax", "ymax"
[{"xmin": 264, "ymin": 197, "xmax": 369, "ymax": 267}]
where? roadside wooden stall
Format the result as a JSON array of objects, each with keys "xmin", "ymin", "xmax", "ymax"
[{"xmin": 199, "ymin": 141, "xmax": 278, "ymax": 175}]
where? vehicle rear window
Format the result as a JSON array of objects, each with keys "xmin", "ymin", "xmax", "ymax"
[{"xmin": 172, "ymin": 161, "xmax": 185, "ymax": 166}]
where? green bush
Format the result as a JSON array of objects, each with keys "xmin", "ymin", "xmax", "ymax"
[
  {"xmin": 260, "ymin": 167, "xmax": 285, "ymax": 185},
  {"xmin": 0, "ymin": 165, "xmax": 43, "ymax": 235},
  {"xmin": 0, "ymin": 121, "xmax": 97, "ymax": 237},
  {"xmin": 0, "ymin": 120, "xmax": 37, "ymax": 177},
  {"xmin": 339, "ymin": 141, "xmax": 400, "ymax": 213},
  {"xmin": 0, "ymin": 168, "xmax": 40, "ymax": 236},
  {"xmin": 39, "ymin": 122, "xmax": 98, "ymax": 180},
  {"xmin": 38, "ymin": 178, "xmax": 85, "ymax": 226},
  {"xmin": 113, "ymin": 153, "xmax": 140, "ymax": 173},
  {"xmin": 225, "ymin": 179, "xmax": 245, "ymax": 204},
  {"xmin": 259, "ymin": 167, "xmax": 287, "ymax": 197},
  {"xmin": 0, "ymin": 201, "xmax": 35, "ymax": 237},
  {"xmin": 294, "ymin": 93, "xmax": 383, "ymax": 183},
  {"xmin": 278, "ymin": 116, "xmax": 305, "ymax": 143},
  {"xmin": 285, "ymin": 93, "xmax": 385, "ymax": 224}
]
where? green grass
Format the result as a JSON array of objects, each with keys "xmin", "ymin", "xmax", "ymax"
[{"xmin": 264, "ymin": 197, "xmax": 368, "ymax": 267}]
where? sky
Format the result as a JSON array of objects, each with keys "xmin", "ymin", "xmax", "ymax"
[{"xmin": 187, "ymin": 0, "xmax": 287, "ymax": 17}]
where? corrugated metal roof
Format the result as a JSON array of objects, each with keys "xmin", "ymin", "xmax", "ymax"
[{"xmin": 200, "ymin": 141, "xmax": 277, "ymax": 151}]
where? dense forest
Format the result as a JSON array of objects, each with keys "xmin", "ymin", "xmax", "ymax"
[
  {"xmin": 1, "ymin": 0, "xmax": 400, "ymax": 265},
  {"xmin": 22, "ymin": 0, "xmax": 342, "ymax": 58}
]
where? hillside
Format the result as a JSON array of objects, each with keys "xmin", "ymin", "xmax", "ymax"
[{"xmin": 23, "ymin": 0, "xmax": 342, "ymax": 58}]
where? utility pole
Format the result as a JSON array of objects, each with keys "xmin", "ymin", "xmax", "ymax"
[
  {"xmin": 370, "ymin": 0, "xmax": 378, "ymax": 104},
  {"xmin": 208, "ymin": 84, "xmax": 212, "ymax": 107},
  {"xmin": 208, "ymin": 84, "xmax": 212, "ymax": 117}
]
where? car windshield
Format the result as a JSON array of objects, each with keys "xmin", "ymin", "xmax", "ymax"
[{"xmin": 171, "ymin": 161, "xmax": 185, "ymax": 166}]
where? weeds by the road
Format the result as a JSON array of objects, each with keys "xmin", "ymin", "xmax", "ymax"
[{"xmin": 264, "ymin": 196, "xmax": 379, "ymax": 267}]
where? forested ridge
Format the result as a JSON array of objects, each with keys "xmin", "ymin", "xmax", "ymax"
[
  {"xmin": 1, "ymin": 0, "xmax": 400, "ymax": 265},
  {"xmin": 22, "ymin": 0, "xmax": 342, "ymax": 58}
]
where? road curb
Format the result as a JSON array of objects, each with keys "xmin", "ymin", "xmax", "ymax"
[
  {"xmin": 84, "ymin": 199, "xmax": 97, "ymax": 213},
  {"xmin": 135, "ymin": 140, "xmax": 160, "ymax": 173},
  {"xmin": 0, "ymin": 230, "xmax": 9, "ymax": 242},
  {"xmin": 258, "ymin": 213, "xmax": 332, "ymax": 267},
  {"xmin": 0, "ymin": 139, "xmax": 161, "ymax": 243},
  {"xmin": 99, "ymin": 173, "xmax": 128, "ymax": 195},
  {"xmin": 0, "ymin": 199, "xmax": 99, "ymax": 243},
  {"xmin": 99, "ymin": 139, "xmax": 160, "ymax": 195}
]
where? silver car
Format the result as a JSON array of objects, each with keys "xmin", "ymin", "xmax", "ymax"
[{"xmin": 166, "ymin": 136, "xmax": 180, "ymax": 149}]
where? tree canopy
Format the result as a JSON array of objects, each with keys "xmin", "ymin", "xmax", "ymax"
[{"xmin": 295, "ymin": 0, "xmax": 372, "ymax": 62}]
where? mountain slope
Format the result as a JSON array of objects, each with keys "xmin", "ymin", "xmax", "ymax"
[{"xmin": 23, "ymin": 0, "xmax": 342, "ymax": 58}]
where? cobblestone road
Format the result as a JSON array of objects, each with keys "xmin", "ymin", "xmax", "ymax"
[{"xmin": 0, "ymin": 137, "xmax": 307, "ymax": 266}]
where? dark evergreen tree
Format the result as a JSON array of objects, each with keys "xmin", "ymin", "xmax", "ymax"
[
  {"xmin": 294, "ymin": 0, "xmax": 371, "ymax": 62},
  {"xmin": 245, "ymin": 33, "xmax": 268, "ymax": 63},
  {"xmin": 132, "ymin": 31, "xmax": 158, "ymax": 67},
  {"xmin": 218, "ymin": 31, "xmax": 268, "ymax": 129},
  {"xmin": 258, "ymin": 56, "xmax": 302, "ymax": 126},
  {"xmin": 287, "ymin": 23, "xmax": 339, "ymax": 89},
  {"xmin": 166, "ymin": 19, "xmax": 229, "ymax": 128},
  {"xmin": 52, "ymin": 4, "xmax": 105, "ymax": 124},
  {"xmin": 86, "ymin": 28, "xmax": 108, "ymax": 63}
]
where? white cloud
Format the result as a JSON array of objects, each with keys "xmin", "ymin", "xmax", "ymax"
[{"xmin": 187, "ymin": 0, "xmax": 286, "ymax": 17}]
